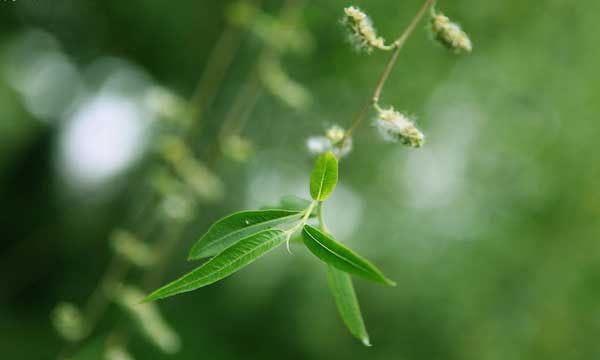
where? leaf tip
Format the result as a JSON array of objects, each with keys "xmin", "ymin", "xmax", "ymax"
[
  {"xmin": 187, "ymin": 248, "xmax": 206, "ymax": 261},
  {"xmin": 187, "ymin": 246, "xmax": 200, "ymax": 261},
  {"xmin": 386, "ymin": 278, "xmax": 397, "ymax": 287},
  {"xmin": 362, "ymin": 337, "xmax": 372, "ymax": 347},
  {"xmin": 141, "ymin": 290, "xmax": 163, "ymax": 303}
]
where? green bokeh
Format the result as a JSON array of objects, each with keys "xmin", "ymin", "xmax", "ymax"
[{"xmin": 1, "ymin": 0, "xmax": 599, "ymax": 359}]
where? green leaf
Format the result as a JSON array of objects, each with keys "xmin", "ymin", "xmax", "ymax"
[
  {"xmin": 145, "ymin": 229, "xmax": 287, "ymax": 302},
  {"xmin": 327, "ymin": 266, "xmax": 371, "ymax": 346},
  {"xmin": 188, "ymin": 210, "xmax": 301, "ymax": 259},
  {"xmin": 302, "ymin": 225, "xmax": 396, "ymax": 286},
  {"xmin": 309, "ymin": 151, "xmax": 338, "ymax": 201}
]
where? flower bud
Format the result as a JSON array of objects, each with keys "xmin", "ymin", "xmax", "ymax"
[
  {"xmin": 375, "ymin": 107, "xmax": 424, "ymax": 148},
  {"xmin": 342, "ymin": 6, "xmax": 391, "ymax": 53},
  {"xmin": 430, "ymin": 9, "xmax": 472, "ymax": 54},
  {"xmin": 307, "ymin": 125, "xmax": 352, "ymax": 158},
  {"xmin": 326, "ymin": 125, "xmax": 345, "ymax": 144}
]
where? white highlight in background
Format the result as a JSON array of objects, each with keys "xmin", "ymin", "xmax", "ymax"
[{"xmin": 57, "ymin": 94, "xmax": 148, "ymax": 191}]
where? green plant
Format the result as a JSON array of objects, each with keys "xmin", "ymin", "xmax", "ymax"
[
  {"xmin": 145, "ymin": 0, "xmax": 472, "ymax": 347},
  {"xmin": 52, "ymin": 1, "xmax": 316, "ymax": 358},
  {"xmin": 145, "ymin": 151, "xmax": 393, "ymax": 346}
]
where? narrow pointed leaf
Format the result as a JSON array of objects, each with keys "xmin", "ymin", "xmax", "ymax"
[
  {"xmin": 302, "ymin": 225, "xmax": 396, "ymax": 286},
  {"xmin": 309, "ymin": 151, "xmax": 338, "ymax": 201},
  {"xmin": 327, "ymin": 266, "xmax": 371, "ymax": 346},
  {"xmin": 146, "ymin": 229, "xmax": 287, "ymax": 302},
  {"xmin": 188, "ymin": 210, "xmax": 301, "ymax": 259}
]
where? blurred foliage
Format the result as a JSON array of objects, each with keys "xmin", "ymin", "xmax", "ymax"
[{"xmin": 1, "ymin": 0, "xmax": 600, "ymax": 359}]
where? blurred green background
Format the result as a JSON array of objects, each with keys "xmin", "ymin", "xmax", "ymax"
[{"xmin": 2, "ymin": 0, "xmax": 600, "ymax": 359}]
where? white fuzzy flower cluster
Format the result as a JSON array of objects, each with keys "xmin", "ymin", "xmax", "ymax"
[
  {"xmin": 430, "ymin": 10, "xmax": 472, "ymax": 54},
  {"xmin": 307, "ymin": 125, "xmax": 353, "ymax": 158},
  {"xmin": 342, "ymin": 6, "xmax": 391, "ymax": 53},
  {"xmin": 375, "ymin": 107, "xmax": 424, "ymax": 148}
]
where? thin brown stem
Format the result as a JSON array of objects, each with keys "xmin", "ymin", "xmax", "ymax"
[{"xmin": 345, "ymin": 0, "xmax": 436, "ymax": 139}]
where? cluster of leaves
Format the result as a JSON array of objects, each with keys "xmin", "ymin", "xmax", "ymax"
[
  {"xmin": 145, "ymin": 152, "xmax": 395, "ymax": 346},
  {"xmin": 143, "ymin": 2, "xmax": 473, "ymax": 348}
]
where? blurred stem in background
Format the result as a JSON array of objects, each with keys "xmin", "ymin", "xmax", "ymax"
[
  {"xmin": 187, "ymin": 0, "xmax": 264, "ymax": 143},
  {"xmin": 213, "ymin": 0, "xmax": 310, "ymax": 164},
  {"xmin": 55, "ymin": 0, "xmax": 313, "ymax": 358},
  {"xmin": 55, "ymin": 1, "xmax": 257, "ymax": 357}
]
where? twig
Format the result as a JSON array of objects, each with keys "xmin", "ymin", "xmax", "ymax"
[{"xmin": 345, "ymin": 0, "xmax": 436, "ymax": 139}]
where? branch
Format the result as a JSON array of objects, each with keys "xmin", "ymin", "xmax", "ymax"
[{"xmin": 345, "ymin": 0, "xmax": 436, "ymax": 139}]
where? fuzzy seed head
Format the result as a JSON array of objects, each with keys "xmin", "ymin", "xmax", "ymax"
[
  {"xmin": 307, "ymin": 136, "xmax": 331, "ymax": 155},
  {"xmin": 342, "ymin": 6, "xmax": 390, "ymax": 53},
  {"xmin": 326, "ymin": 125, "xmax": 346, "ymax": 144},
  {"xmin": 375, "ymin": 107, "xmax": 424, "ymax": 148},
  {"xmin": 430, "ymin": 11, "xmax": 472, "ymax": 54},
  {"xmin": 307, "ymin": 125, "xmax": 352, "ymax": 158}
]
